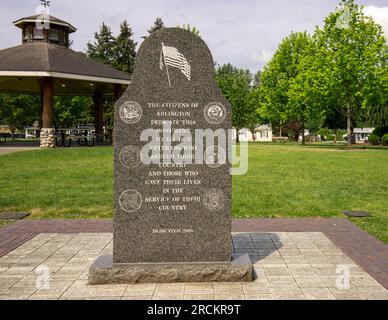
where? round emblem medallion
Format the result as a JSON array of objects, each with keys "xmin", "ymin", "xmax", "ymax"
[
  {"xmin": 204, "ymin": 102, "xmax": 227, "ymax": 125},
  {"xmin": 204, "ymin": 145, "xmax": 226, "ymax": 168},
  {"xmin": 119, "ymin": 146, "xmax": 141, "ymax": 169},
  {"xmin": 119, "ymin": 189, "xmax": 142, "ymax": 213},
  {"xmin": 119, "ymin": 101, "xmax": 143, "ymax": 124},
  {"xmin": 203, "ymin": 189, "xmax": 226, "ymax": 212}
]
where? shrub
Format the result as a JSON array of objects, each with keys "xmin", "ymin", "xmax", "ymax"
[
  {"xmin": 382, "ymin": 134, "xmax": 388, "ymax": 146},
  {"xmin": 369, "ymin": 134, "xmax": 381, "ymax": 145},
  {"xmin": 372, "ymin": 127, "xmax": 388, "ymax": 138}
]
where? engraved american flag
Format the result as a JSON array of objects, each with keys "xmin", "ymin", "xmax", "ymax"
[{"xmin": 160, "ymin": 43, "xmax": 191, "ymax": 82}]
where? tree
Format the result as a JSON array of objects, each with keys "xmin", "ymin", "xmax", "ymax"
[
  {"xmin": 53, "ymin": 96, "xmax": 93, "ymax": 128},
  {"xmin": 145, "ymin": 18, "xmax": 165, "ymax": 37},
  {"xmin": 87, "ymin": 21, "xmax": 137, "ymax": 74},
  {"xmin": 113, "ymin": 20, "xmax": 137, "ymax": 74},
  {"xmin": 259, "ymin": 31, "xmax": 320, "ymax": 144},
  {"xmin": 0, "ymin": 95, "xmax": 40, "ymax": 140},
  {"xmin": 253, "ymin": 71, "xmax": 262, "ymax": 89},
  {"xmin": 216, "ymin": 64, "xmax": 258, "ymax": 143},
  {"xmin": 177, "ymin": 24, "xmax": 200, "ymax": 36},
  {"xmin": 86, "ymin": 21, "xmax": 137, "ymax": 135},
  {"xmin": 311, "ymin": 0, "xmax": 388, "ymax": 147},
  {"xmin": 86, "ymin": 23, "xmax": 116, "ymax": 65},
  {"xmin": 322, "ymin": 108, "xmax": 347, "ymax": 143}
]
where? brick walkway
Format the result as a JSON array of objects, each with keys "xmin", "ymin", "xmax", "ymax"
[{"xmin": 0, "ymin": 218, "xmax": 387, "ymax": 296}]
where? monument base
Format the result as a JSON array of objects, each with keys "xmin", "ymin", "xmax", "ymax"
[{"xmin": 88, "ymin": 254, "xmax": 253, "ymax": 285}]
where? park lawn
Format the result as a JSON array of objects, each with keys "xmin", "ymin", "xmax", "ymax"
[{"xmin": 0, "ymin": 144, "xmax": 387, "ymax": 243}]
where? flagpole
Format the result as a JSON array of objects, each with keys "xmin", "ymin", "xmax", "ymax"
[{"xmin": 161, "ymin": 43, "xmax": 172, "ymax": 88}]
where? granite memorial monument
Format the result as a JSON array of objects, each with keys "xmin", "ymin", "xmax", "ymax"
[{"xmin": 89, "ymin": 28, "xmax": 253, "ymax": 284}]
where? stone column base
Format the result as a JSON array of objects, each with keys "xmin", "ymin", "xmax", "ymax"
[
  {"xmin": 88, "ymin": 254, "xmax": 253, "ymax": 285},
  {"xmin": 40, "ymin": 128, "xmax": 56, "ymax": 149}
]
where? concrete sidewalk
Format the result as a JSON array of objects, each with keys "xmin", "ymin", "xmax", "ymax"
[{"xmin": 0, "ymin": 146, "xmax": 40, "ymax": 156}]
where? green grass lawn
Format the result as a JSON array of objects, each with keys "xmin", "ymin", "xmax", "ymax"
[{"xmin": 0, "ymin": 144, "xmax": 387, "ymax": 243}]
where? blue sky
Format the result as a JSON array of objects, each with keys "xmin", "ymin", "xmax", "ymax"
[{"xmin": 1, "ymin": 0, "xmax": 387, "ymax": 72}]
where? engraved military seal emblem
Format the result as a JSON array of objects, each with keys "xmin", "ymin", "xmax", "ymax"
[
  {"xmin": 119, "ymin": 189, "xmax": 142, "ymax": 213},
  {"xmin": 203, "ymin": 189, "xmax": 225, "ymax": 212},
  {"xmin": 119, "ymin": 101, "xmax": 142, "ymax": 124},
  {"xmin": 204, "ymin": 102, "xmax": 226, "ymax": 125},
  {"xmin": 204, "ymin": 145, "xmax": 226, "ymax": 168},
  {"xmin": 119, "ymin": 146, "xmax": 141, "ymax": 169}
]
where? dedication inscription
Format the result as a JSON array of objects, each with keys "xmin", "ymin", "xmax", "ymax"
[{"xmin": 89, "ymin": 28, "xmax": 252, "ymax": 283}]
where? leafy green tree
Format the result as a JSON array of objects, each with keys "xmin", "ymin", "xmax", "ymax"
[
  {"xmin": 259, "ymin": 31, "xmax": 320, "ymax": 144},
  {"xmin": 310, "ymin": 0, "xmax": 388, "ymax": 147},
  {"xmin": 86, "ymin": 23, "xmax": 116, "ymax": 66},
  {"xmin": 53, "ymin": 96, "xmax": 93, "ymax": 128},
  {"xmin": 177, "ymin": 24, "xmax": 200, "ymax": 36},
  {"xmin": 0, "ymin": 95, "xmax": 40, "ymax": 140},
  {"xmin": 253, "ymin": 71, "xmax": 262, "ymax": 89},
  {"xmin": 113, "ymin": 20, "xmax": 137, "ymax": 74},
  {"xmin": 216, "ymin": 64, "xmax": 258, "ymax": 143}
]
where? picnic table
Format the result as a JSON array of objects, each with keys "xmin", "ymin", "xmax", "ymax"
[
  {"xmin": 273, "ymin": 136, "xmax": 289, "ymax": 144},
  {"xmin": 55, "ymin": 128, "xmax": 96, "ymax": 147}
]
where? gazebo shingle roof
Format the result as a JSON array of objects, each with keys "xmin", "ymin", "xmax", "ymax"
[
  {"xmin": 13, "ymin": 14, "xmax": 77, "ymax": 32},
  {"xmin": 0, "ymin": 42, "xmax": 130, "ymax": 82}
]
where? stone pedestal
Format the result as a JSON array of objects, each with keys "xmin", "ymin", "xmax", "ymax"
[
  {"xmin": 40, "ymin": 128, "xmax": 56, "ymax": 149},
  {"xmin": 89, "ymin": 254, "xmax": 253, "ymax": 285}
]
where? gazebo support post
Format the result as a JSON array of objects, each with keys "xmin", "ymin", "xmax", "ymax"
[
  {"xmin": 111, "ymin": 84, "xmax": 123, "ymax": 145},
  {"xmin": 114, "ymin": 84, "xmax": 123, "ymax": 101},
  {"xmin": 40, "ymin": 77, "xmax": 55, "ymax": 149},
  {"xmin": 93, "ymin": 90, "xmax": 104, "ymax": 143}
]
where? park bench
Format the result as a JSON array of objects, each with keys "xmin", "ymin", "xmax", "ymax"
[{"xmin": 273, "ymin": 137, "xmax": 289, "ymax": 144}]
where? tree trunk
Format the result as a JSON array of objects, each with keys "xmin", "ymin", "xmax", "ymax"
[
  {"xmin": 112, "ymin": 84, "xmax": 123, "ymax": 146},
  {"xmin": 334, "ymin": 128, "xmax": 337, "ymax": 144},
  {"xmin": 347, "ymin": 104, "xmax": 352, "ymax": 148},
  {"xmin": 251, "ymin": 130, "xmax": 256, "ymax": 143},
  {"xmin": 301, "ymin": 122, "xmax": 306, "ymax": 145},
  {"xmin": 236, "ymin": 128, "xmax": 240, "ymax": 144}
]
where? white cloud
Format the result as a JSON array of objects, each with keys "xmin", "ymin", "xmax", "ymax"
[
  {"xmin": 251, "ymin": 50, "xmax": 273, "ymax": 64},
  {"xmin": 364, "ymin": 5, "xmax": 388, "ymax": 39},
  {"xmin": 1, "ymin": 0, "xmax": 387, "ymax": 72}
]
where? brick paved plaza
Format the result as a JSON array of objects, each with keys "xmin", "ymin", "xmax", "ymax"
[{"xmin": 0, "ymin": 219, "xmax": 387, "ymax": 300}]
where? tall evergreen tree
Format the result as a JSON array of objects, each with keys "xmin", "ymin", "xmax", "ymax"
[
  {"xmin": 147, "ymin": 17, "xmax": 165, "ymax": 35},
  {"xmin": 86, "ymin": 23, "xmax": 116, "ymax": 65},
  {"xmin": 114, "ymin": 20, "xmax": 137, "ymax": 74}
]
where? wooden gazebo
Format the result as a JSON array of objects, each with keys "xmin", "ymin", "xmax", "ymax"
[{"xmin": 0, "ymin": 10, "xmax": 130, "ymax": 148}]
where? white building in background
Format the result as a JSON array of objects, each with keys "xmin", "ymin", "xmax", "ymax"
[
  {"xmin": 298, "ymin": 129, "xmax": 310, "ymax": 142},
  {"xmin": 232, "ymin": 125, "xmax": 273, "ymax": 142},
  {"xmin": 354, "ymin": 128, "xmax": 375, "ymax": 143},
  {"xmin": 25, "ymin": 121, "xmax": 40, "ymax": 139}
]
